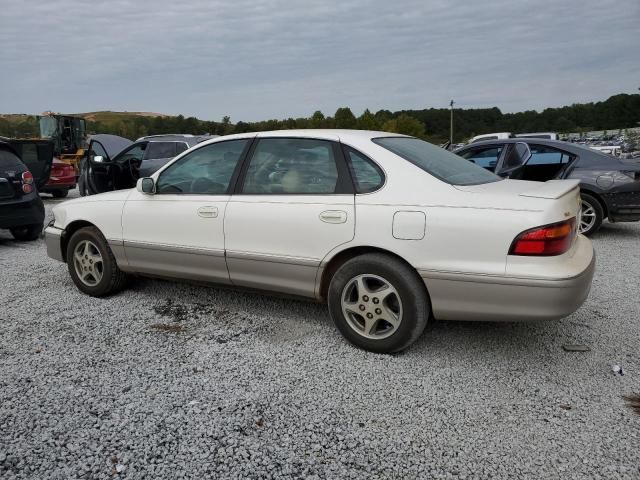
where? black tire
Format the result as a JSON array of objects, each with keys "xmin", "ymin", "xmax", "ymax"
[
  {"xmin": 10, "ymin": 224, "xmax": 42, "ymax": 241},
  {"xmin": 580, "ymin": 193, "xmax": 604, "ymax": 236},
  {"xmin": 66, "ymin": 226, "xmax": 128, "ymax": 296},
  {"xmin": 51, "ymin": 189, "xmax": 69, "ymax": 198},
  {"xmin": 327, "ymin": 253, "xmax": 430, "ymax": 353}
]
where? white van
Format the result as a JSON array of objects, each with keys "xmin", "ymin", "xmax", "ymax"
[
  {"xmin": 515, "ymin": 132, "xmax": 559, "ymax": 140},
  {"xmin": 469, "ymin": 132, "xmax": 513, "ymax": 143}
]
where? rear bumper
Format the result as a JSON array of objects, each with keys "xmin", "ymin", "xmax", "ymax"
[
  {"xmin": 0, "ymin": 196, "xmax": 45, "ymax": 229},
  {"xmin": 603, "ymin": 191, "xmax": 640, "ymax": 222},
  {"xmin": 421, "ymin": 238, "xmax": 596, "ymax": 322},
  {"xmin": 45, "ymin": 226, "xmax": 65, "ymax": 262}
]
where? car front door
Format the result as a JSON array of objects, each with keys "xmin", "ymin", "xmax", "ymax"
[
  {"xmin": 121, "ymin": 138, "xmax": 251, "ymax": 282},
  {"xmin": 224, "ymin": 136, "xmax": 355, "ymax": 297},
  {"xmin": 495, "ymin": 142, "xmax": 532, "ymax": 179}
]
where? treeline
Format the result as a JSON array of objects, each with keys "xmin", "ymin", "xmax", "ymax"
[{"xmin": 1, "ymin": 93, "xmax": 638, "ymax": 143}]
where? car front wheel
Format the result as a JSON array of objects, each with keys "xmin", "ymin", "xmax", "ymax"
[
  {"xmin": 327, "ymin": 253, "xmax": 430, "ymax": 353},
  {"xmin": 66, "ymin": 227, "xmax": 128, "ymax": 296},
  {"xmin": 579, "ymin": 193, "xmax": 604, "ymax": 236}
]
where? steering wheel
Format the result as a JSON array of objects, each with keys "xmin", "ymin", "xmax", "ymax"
[{"xmin": 189, "ymin": 178, "xmax": 225, "ymax": 194}]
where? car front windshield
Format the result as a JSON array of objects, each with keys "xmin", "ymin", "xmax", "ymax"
[{"xmin": 373, "ymin": 137, "xmax": 501, "ymax": 185}]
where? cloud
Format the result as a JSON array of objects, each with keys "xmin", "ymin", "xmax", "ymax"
[{"xmin": 0, "ymin": 0, "xmax": 638, "ymax": 121}]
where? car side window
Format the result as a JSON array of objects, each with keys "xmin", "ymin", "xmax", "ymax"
[
  {"xmin": 460, "ymin": 146, "xmax": 503, "ymax": 170},
  {"xmin": 528, "ymin": 145, "xmax": 572, "ymax": 165},
  {"xmin": 156, "ymin": 139, "xmax": 248, "ymax": 194},
  {"xmin": 88, "ymin": 141, "xmax": 109, "ymax": 160},
  {"xmin": 175, "ymin": 142, "xmax": 189, "ymax": 154},
  {"xmin": 116, "ymin": 144, "xmax": 146, "ymax": 164},
  {"xmin": 344, "ymin": 147, "xmax": 384, "ymax": 193},
  {"xmin": 145, "ymin": 142, "xmax": 176, "ymax": 160},
  {"xmin": 241, "ymin": 138, "xmax": 340, "ymax": 194}
]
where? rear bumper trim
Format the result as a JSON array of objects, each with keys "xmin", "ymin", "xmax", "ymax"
[{"xmin": 420, "ymin": 254, "xmax": 596, "ymax": 322}]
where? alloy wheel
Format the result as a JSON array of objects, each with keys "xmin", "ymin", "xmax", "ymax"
[
  {"xmin": 580, "ymin": 199, "xmax": 597, "ymax": 234},
  {"xmin": 73, "ymin": 240, "xmax": 104, "ymax": 287},
  {"xmin": 341, "ymin": 274, "xmax": 403, "ymax": 340}
]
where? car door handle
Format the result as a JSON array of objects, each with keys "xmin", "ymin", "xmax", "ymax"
[
  {"xmin": 197, "ymin": 206, "xmax": 218, "ymax": 218},
  {"xmin": 319, "ymin": 210, "xmax": 347, "ymax": 224}
]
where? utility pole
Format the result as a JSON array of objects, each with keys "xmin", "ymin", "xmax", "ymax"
[{"xmin": 449, "ymin": 99, "xmax": 455, "ymax": 146}]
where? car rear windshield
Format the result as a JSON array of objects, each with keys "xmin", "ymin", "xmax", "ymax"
[
  {"xmin": 373, "ymin": 137, "xmax": 501, "ymax": 185},
  {"xmin": 0, "ymin": 148, "xmax": 24, "ymax": 169}
]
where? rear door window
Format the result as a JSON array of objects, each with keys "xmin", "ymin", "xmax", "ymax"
[
  {"xmin": 144, "ymin": 142, "xmax": 177, "ymax": 160},
  {"xmin": 528, "ymin": 145, "xmax": 573, "ymax": 165},
  {"xmin": 241, "ymin": 138, "xmax": 349, "ymax": 194}
]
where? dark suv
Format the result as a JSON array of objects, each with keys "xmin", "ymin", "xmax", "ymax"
[
  {"xmin": 80, "ymin": 134, "xmax": 214, "ymax": 195},
  {"xmin": 0, "ymin": 140, "xmax": 53, "ymax": 241},
  {"xmin": 455, "ymin": 139, "xmax": 640, "ymax": 235}
]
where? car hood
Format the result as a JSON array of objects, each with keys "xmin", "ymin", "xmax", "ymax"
[{"xmin": 65, "ymin": 188, "xmax": 133, "ymax": 206}]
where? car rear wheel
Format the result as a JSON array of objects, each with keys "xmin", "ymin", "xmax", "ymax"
[
  {"xmin": 66, "ymin": 227, "xmax": 128, "ymax": 296},
  {"xmin": 327, "ymin": 253, "xmax": 430, "ymax": 353},
  {"xmin": 10, "ymin": 224, "xmax": 42, "ymax": 241},
  {"xmin": 580, "ymin": 193, "xmax": 604, "ymax": 236}
]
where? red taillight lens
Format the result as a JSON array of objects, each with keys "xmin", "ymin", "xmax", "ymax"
[
  {"xmin": 509, "ymin": 218, "xmax": 576, "ymax": 256},
  {"xmin": 22, "ymin": 184, "xmax": 33, "ymax": 194},
  {"xmin": 21, "ymin": 171, "xmax": 34, "ymax": 184}
]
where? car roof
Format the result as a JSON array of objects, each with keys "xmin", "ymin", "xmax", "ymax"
[
  {"xmin": 137, "ymin": 134, "xmax": 216, "ymax": 144},
  {"xmin": 198, "ymin": 129, "xmax": 407, "ymax": 145}
]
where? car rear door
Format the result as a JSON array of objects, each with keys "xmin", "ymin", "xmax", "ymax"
[{"xmin": 224, "ymin": 136, "xmax": 355, "ymax": 297}]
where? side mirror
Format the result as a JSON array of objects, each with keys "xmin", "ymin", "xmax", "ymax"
[
  {"xmin": 137, "ymin": 177, "xmax": 155, "ymax": 194},
  {"xmin": 91, "ymin": 155, "xmax": 105, "ymax": 164}
]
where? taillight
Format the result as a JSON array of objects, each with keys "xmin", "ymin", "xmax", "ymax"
[
  {"xmin": 509, "ymin": 218, "xmax": 576, "ymax": 256},
  {"xmin": 21, "ymin": 171, "xmax": 34, "ymax": 194}
]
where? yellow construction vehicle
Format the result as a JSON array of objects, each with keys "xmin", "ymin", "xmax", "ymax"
[{"xmin": 38, "ymin": 112, "xmax": 87, "ymax": 174}]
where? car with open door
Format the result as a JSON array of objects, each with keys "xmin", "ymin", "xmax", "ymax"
[
  {"xmin": 0, "ymin": 139, "xmax": 53, "ymax": 240},
  {"xmin": 455, "ymin": 139, "xmax": 640, "ymax": 235},
  {"xmin": 45, "ymin": 130, "xmax": 595, "ymax": 353},
  {"xmin": 80, "ymin": 134, "xmax": 213, "ymax": 196}
]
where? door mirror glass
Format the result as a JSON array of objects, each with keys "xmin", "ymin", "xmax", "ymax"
[
  {"xmin": 137, "ymin": 177, "xmax": 155, "ymax": 194},
  {"xmin": 92, "ymin": 155, "xmax": 105, "ymax": 164}
]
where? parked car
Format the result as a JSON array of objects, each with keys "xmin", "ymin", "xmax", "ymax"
[
  {"xmin": 45, "ymin": 130, "xmax": 594, "ymax": 353},
  {"xmin": 0, "ymin": 140, "xmax": 52, "ymax": 240},
  {"xmin": 455, "ymin": 138, "xmax": 640, "ymax": 235},
  {"xmin": 79, "ymin": 134, "xmax": 213, "ymax": 195},
  {"xmin": 40, "ymin": 158, "xmax": 77, "ymax": 198}
]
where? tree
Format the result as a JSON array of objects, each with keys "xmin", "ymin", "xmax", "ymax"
[
  {"xmin": 310, "ymin": 110, "xmax": 326, "ymax": 128},
  {"xmin": 357, "ymin": 109, "xmax": 378, "ymax": 130},
  {"xmin": 382, "ymin": 114, "xmax": 426, "ymax": 137},
  {"xmin": 334, "ymin": 107, "xmax": 356, "ymax": 129}
]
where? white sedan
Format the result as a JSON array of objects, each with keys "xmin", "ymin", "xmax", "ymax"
[{"xmin": 45, "ymin": 130, "xmax": 595, "ymax": 353}]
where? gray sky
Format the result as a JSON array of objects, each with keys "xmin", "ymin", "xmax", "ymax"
[{"xmin": 1, "ymin": 0, "xmax": 638, "ymax": 121}]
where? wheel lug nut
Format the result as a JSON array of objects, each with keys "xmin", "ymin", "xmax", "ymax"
[
  {"xmin": 373, "ymin": 298, "xmax": 379, "ymax": 304},
  {"xmin": 366, "ymin": 313, "xmax": 373, "ymax": 319},
  {"xmin": 359, "ymin": 305, "xmax": 365, "ymax": 311},
  {"xmin": 375, "ymin": 308, "xmax": 382, "ymax": 315},
  {"xmin": 362, "ymin": 295, "xmax": 369, "ymax": 302}
]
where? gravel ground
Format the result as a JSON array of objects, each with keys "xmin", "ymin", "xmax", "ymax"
[{"xmin": 0, "ymin": 189, "xmax": 639, "ymax": 479}]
